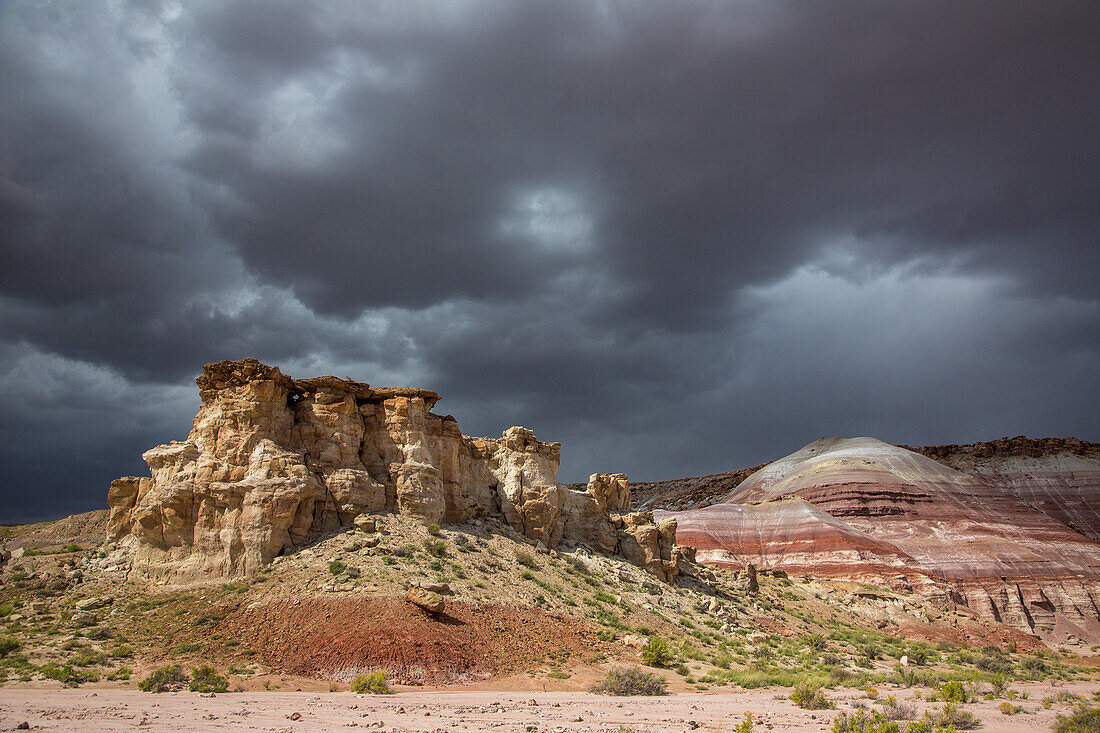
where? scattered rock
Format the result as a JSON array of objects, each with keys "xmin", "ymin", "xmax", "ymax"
[
  {"xmin": 71, "ymin": 611, "xmax": 97, "ymax": 627},
  {"xmin": 353, "ymin": 515, "xmax": 377, "ymax": 534},
  {"xmin": 74, "ymin": 596, "xmax": 111, "ymax": 611}
]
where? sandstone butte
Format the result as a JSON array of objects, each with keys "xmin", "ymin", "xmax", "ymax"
[
  {"xmin": 106, "ymin": 358, "xmax": 688, "ymax": 582},
  {"xmin": 661, "ymin": 436, "xmax": 1100, "ymax": 645}
]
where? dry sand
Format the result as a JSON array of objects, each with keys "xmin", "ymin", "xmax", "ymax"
[{"xmin": 1, "ymin": 683, "xmax": 1097, "ymax": 732}]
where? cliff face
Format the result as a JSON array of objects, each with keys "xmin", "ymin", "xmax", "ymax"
[
  {"xmin": 908, "ymin": 437, "xmax": 1100, "ymax": 544},
  {"xmin": 666, "ymin": 437, "xmax": 1100, "ymax": 644},
  {"xmin": 107, "ymin": 359, "xmax": 686, "ymax": 581}
]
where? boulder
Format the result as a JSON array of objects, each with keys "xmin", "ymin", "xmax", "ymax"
[
  {"xmin": 406, "ymin": 585, "xmax": 445, "ymax": 614},
  {"xmin": 74, "ymin": 597, "xmax": 111, "ymax": 611}
]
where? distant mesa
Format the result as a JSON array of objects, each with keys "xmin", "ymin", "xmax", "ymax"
[{"xmin": 106, "ymin": 358, "xmax": 689, "ymax": 582}]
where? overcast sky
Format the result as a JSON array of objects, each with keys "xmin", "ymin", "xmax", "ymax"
[{"xmin": 2, "ymin": 1, "xmax": 1098, "ymax": 521}]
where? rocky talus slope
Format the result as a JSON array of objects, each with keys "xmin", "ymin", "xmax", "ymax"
[
  {"xmin": 663, "ymin": 437, "xmax": 1100, "ymax": 645},
  {"xmin": 106, "ymin": 359, "xmax": 688, "ymax": 581}
]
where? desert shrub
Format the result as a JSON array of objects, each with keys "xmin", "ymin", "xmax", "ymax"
[
  {"xmin": 350, "ymin": 670, "xmax": 392, "ymax": 694},
  {"xmin": 514, "ymin": 550, "xmax": 537, "ymax": 568},
  {"xmin": 71, "ymin": 650, "xmax": 107, "ymax": 667},
  {"xmin": 735, "ymin": 711, "xmax": 755, "ymax": 733},
  {"xmin": 591, "ymin": 667, "xmax": 667, "ymax": 696},
  {"xmin": 904, "ymin": 722, "xmax": 961, "ymax": 733},
  {"xmin": 84, "ymin": 625, "xmax": 113, "ymax": 640},
  {"xmin": 987, "ymin": 673, "xmax": 1010, "ymax": 697},
  {"xmin": 938, "ymin": 680, "xmax": 970, "ymax": 703},
  {"xmin": 790, "ymin": 682, "xmax": 834, "ymax": 710},
  {"xmin": 328, "ymin": 559, "xmax": 346, "ymax": 575},
  {"xmin": 642, "ymin": 637, "xmax": 674, "ymax": 668},
  {"xmin": 0, "ymin": 637, "xmax": 20, "ymax": 657},
  {"xmin": 106, "ymin": 666, "xmax": 132, "ymax": 681},
  {"xmin": 831, "ymin": 709, "xmax": 899, "ymax": 733},
  {"xmin": 1021, "ymin": 655, "xmax": 1048, "ymax": 676},
  {"xmin": 189, "ymin": 665, "xmax": 229, "ymax": 693},
  {"xmin": 138, "ymin": 664, "xmax": 188, "ymax": 693},
  {"xmin": 894, "ymin": 666, "xmax": 919, "ymax": 687},
  {"xmin": 923, "ymin": 703, "xmax": 979, "ymax": 730},
  {"xmin": 976, "ymin": 653, "xmax": 1011, "ymax": 674},
  {"xmin": 1055, "ymin": 704, "xmax": 1100, "ymax": 733},
  {"xmin": 547, "ymin": 670, "xmax": 571, "ymax": 679},
  {"xmin": 426, "ymin": 523, "xmax": 441, "ymax": 536},
  {"xmin": 423, "ymin": 539, "xmax": 447, "ymax": 557},
  {"xmin": 998, "ymin": 702, "xmax": 1021, "ymax": 715},
  {"xmin": 882, "ymin": 694, "xmax": 916, "ymax": 721},
  {"xmin": 805, "ymin": 633, "xmax": 827, "ymax": 651},
  {"xmin": 39, "ymin": 663, "xmax": 98, "ymax": 687}
]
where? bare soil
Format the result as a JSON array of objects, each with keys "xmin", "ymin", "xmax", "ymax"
[
  {"xmin": 2, "ymin": 682, "xmax": 1098, "ymax": 732},
  {"xmin": 221, "ymin": 597, "xmax": 605, "ymax": 684}
]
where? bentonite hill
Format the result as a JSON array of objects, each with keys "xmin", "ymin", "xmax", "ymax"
[{"xmin": 1, "ymin": 360, "xmax": 1098, "ymax": 732}]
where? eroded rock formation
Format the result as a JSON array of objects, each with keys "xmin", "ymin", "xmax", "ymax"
[
  {"xmin": 665, "ymin": 437, "xmax": 1100, "ymax": 644},
  {"xmin": 107, "ymin": 359, "xmax": 685, "ymax": 581}
]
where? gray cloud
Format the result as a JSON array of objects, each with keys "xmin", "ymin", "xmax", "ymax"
[{"xmin": 1, "ymin": 0, "xmax": 1097, "ymax": 520}]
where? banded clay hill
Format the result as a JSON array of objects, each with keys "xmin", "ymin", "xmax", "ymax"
[
  {"xmin": 1, "ymin": 358, "xmax": 1098, "ymax": 731},
  {"xmin": 660, "ymin": 437, "xmax": 1100, "ymax": 645}
]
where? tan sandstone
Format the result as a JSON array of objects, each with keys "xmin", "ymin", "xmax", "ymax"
[{"xmin": 106, "ymin": 359, "xmax": 688, "ymax": 582}]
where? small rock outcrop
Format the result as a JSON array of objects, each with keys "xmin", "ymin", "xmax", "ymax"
[{"xmin": 107, "ymin": 359, "xmax": 687, "ymax": 581}]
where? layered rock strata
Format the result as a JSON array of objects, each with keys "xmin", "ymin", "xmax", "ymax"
[
  {"xmin": 666, "ymin": 437, "xmax": 1100, "ymax": 643},
  {"xmin": 107, "ymin": 359, "xmax": 685, "ymax": 581}
]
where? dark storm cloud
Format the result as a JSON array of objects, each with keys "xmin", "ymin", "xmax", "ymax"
[{"xmin": 1, "ymin": 0, "xmax": 1098, "ymax": 520}]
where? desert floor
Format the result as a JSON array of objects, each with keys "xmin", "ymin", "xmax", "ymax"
[{"xmin": 2, "ymin": 682, "xmax": 1098, "ymax": 733}]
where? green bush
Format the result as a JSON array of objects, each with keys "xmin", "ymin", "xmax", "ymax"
[
  {"xmin": 423, "ymin": 539, "xmax": 447, "ymax": 557},
  {"xmin": 790, "ymin": 681, "xmax": 834, "ymax": 710},
  {"xmin": 138, "ymin": 664, "xmax": 188, "ymax": 693},
  {"xmin": 106, "ymin": 667, "xmax": 133, "ymax": 681},
  {"xmin": 590, "ymin": 667, "xmax": 667, "ymax": 696},
  {"xmin": 923, "ymin": 703, "xmax": 979, "ymax": 730},
  {"xmin": 514, "ymin": 550, "xmax": 538, "ymax": 568},
  {"xmin": 189, "ymin": 665, "xmax": 229, "ymax": 693},
  {"xmin": 0, "ymin": 637, "xmax": 20, "ymax": 657},
  {"xmin": 1021, "ymin": 655, "xmax": 1048, "ymax": 676},
  {"xmin": 831, "ymin": 709, "xmax": 899, "ymax": 733},
  {"xmin": 426, "ymin": 523, "xmax": 441, "ymax": 536},
  {"xmin": 350, "ymin": 670, "xmax": 392, "ymax": 694},
  {"xmin": 805, "ymin": 633, "xmax": 827, "ymax": 651},
  {"xmin": 938, "ymin": 680, "xmax": 970, "ymax": 703},
  {"xmin": 642, "ymin": 637, "xmax": 674, "ymax": 668},
  {"xmin": 39, "ymin": 663, "xmax": 98, "ymax": 687},
  {"xmin": 71, "ymin": 650, "xmax": 107, "ymax": 667},
  {"xmin": 328, "ymin": 559, "xmax": 346, "ymax": 575},
  {"xmin": 1055, "ymin": 704, "xmax": 1100, "ymax": 733}
]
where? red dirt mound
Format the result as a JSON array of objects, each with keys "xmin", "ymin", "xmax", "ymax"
[{"xmin": 223, "ymin": 596, "xmax": 604, "ymax": 684}]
